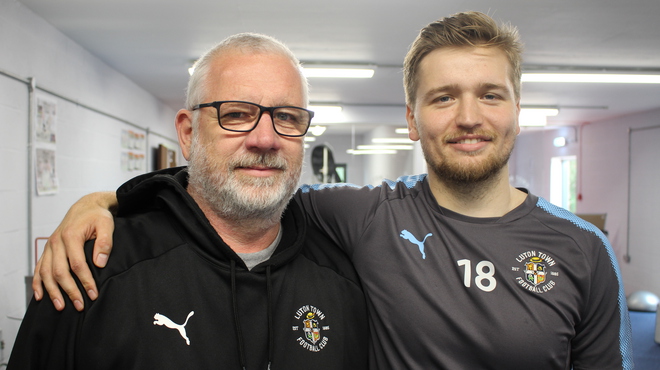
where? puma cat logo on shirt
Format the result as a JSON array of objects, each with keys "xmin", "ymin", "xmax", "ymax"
[
  {"xmin": 400, "ymin": 230, "xmax": 432, "ymax": 259},
  {"xmin": 153, "ymin": 311, "xmax": 195, "ymax": 345}
]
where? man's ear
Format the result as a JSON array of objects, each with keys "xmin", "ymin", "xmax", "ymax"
[
  {"xmin": 175, "ymin": 109, "xmax": 194, "ymax": 160},
  {"xmin": 406, "ymin": 105, "xmax": 420, "ymax": 141},
  {"xmin": 515, "ymin": 99, "xmax": 521, "ymax": 135}
]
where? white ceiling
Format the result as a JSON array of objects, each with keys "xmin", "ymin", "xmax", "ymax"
[{"xmin": 19, "ymin": 0, "xmax": 660, "ymax": 135}]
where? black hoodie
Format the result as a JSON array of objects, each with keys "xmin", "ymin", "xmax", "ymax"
[{"xmin": 9, "ymin": 167, "xmax": 368, "ymax": 369}]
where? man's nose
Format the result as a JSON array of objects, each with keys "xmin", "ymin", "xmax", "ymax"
[
  {"xmin": 244, "ymin": 112, "xmax": 281, "ymax": 151},
  {"xmin": 455, "ymin": 99, "xmax": 482, "ymax": 128}
]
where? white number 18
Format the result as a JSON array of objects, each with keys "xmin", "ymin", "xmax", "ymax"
[{"xmin": 456, "ymin": 259, "xmax": 497, "ymax": 292}]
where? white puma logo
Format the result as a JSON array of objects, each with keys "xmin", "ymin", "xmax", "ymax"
[
  {"xmin": 400, "ymin": 230, "xmax": 432, "ymax": 259},
  {"xmin": 153, "ymin": 311, "xmax": 195, "ymax": 345}
]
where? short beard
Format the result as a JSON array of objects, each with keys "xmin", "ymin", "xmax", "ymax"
[
  {"xmin": 426, "ymin": 149, "xmax": 511, "ymax": 184},
  {"xmin": 187, "ymin": 134, "xmax": 301, "ymax": 223},
  {"xmin": 424, "ymin": 131, "xmax": 515, "ymax": 194}
]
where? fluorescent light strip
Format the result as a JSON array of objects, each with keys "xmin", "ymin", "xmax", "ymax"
[
  {"xmin": 357, "ymin": 145, "xmax": 413, "ymax": 150},
  {"xmin": 518, "ymin": 108, "xmax": 559, "ymax": 127},
  {"xmin": 521, "ymin": 108, "xmax": 558, "ymax": 116},
  {"xmin": 347, "ymin": 149, "xmax": 397, "ymax": 155},
  {"xmin": 303, "ymin": 68, "xmax": 375, "ymax": 78},
  {"xmin": 522, "ymin": 73, "xmax": 660, "ymax": 84},
  {"xmin": 394, "ymin": 128, "xmax": 409, "ymax": 135},
  {"xmin": 372, "ymin": 138, "xmax": 415, "ymax": 144},
  {"xmin": 308, "ymin": 105, "xmax": 342, "ymax": 113},
  {"xmin": 308, "ymin": 105, "xmax": 344, "ymax": 124}
]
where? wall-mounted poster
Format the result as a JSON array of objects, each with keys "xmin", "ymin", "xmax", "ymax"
[
  {"xmin": 120, "ymin": 129, "xmax": 146, "ymax": 172},
  {"xmin": 36, "ymin": 148, "xmax": 59, "ymax": 195},
  {"xmin": 36, "ymin": 97, "xmax": 57, "ymax": 144}
]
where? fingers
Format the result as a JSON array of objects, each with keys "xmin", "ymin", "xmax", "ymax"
[
  {"xmin": 34, "ymin": 191, "xmax": 118, "ymax": 312},
  {"xmin": 67, "ymin": 208, "xmax": 115, "ymax": 301},
  {"xmin": 35, "ymin": 244, "xmax": 68, "ymax": 311},
  {"xmin": 92, "ymin": 214, "xmax": 115, "ymax": 268},
  {"xmin": 32, "ymin": 250, "xmax": 44, "ymax": 301},
  {"xmin": 59, "ymin": 225, "xmax": 98, "ymax": 306}
]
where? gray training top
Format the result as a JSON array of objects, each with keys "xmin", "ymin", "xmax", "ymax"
[{"xmin": 296, "ymin": 174, "xmax": 633, "ymax": 370}]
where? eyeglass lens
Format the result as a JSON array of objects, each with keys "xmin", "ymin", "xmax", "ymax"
[{"xmin": 218, "ymin": 102, "xmax": 310, "ymax": 136}]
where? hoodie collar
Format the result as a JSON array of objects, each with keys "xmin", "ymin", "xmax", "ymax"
[{"xmin": 115, "ymin": 166, "xmax": 307, "ymax": 272}]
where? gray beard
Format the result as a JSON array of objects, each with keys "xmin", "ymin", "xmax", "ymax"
[{"xmin": 187, "ymin": 136, "xmax": 300, "ymax": 222}]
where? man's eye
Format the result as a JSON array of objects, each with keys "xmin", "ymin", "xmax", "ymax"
[
  {"xmin": 434, "ymin": 96, "xmax": 451, "ymax": 103},
  {"xmin": 275, "ymin": 112, "xmax": 293, "ymax": 121},
  {"xmin": 224, "ymin": 111, "xmax": 250, "ymax": 119}
]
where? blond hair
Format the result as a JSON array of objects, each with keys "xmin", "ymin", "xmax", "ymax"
[{"xmin": 403, "ymin": 11, "xmax": 523, "ymax": 106}]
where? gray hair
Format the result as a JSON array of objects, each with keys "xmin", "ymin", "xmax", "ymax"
[{"xmin": 185, "ymin": 32, "xmax": 308, "ymax": 110}]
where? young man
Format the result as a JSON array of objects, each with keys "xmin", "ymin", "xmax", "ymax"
[
  {"xmin": 32, "ymin": 12, "xmax": 634, "ymax": 369},
  {"xmin": 9, "ymin": 33, "xmax": 368, "ymax": 369}
]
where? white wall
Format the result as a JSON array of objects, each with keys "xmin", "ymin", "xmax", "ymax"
[
  {"xmin": 579, "ymin": 109, "xmax": 660, "ymax": 297},
  {"xmin": 0, "ymin": 0, "xmax": 179, "ymax": 359}
]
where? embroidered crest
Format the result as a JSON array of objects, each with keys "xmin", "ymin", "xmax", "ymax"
[
  {"xmin": 525, "ymin": 257, "xmax": 547, "ymax": 286},
  {"xmin": 512, "ymin": 251, "xmax": 559, "ymax": 294},
  {"xmin": 292, "ymin": 305, "xmax": 329, "ymax": 352}
]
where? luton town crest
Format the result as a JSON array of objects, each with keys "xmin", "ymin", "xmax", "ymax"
[
  {"xmin": 303, "ymin": 312, "xmax": 321, "ymax": 344},
  {"xmin": 292, "ymin": 305, "xmax": 330, "ymax": 352},
  {"xmin": 525, "ymin": 256, "xmax": 547, "ymax": 286},
  {"xmin": 513, "ymin": 251, "xmax": 559, "ymax": 294}
]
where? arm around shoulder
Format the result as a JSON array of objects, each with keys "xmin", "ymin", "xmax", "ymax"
[{"xmin": 32, "ymin": 191, "xmax": 118, "ymax": 312}]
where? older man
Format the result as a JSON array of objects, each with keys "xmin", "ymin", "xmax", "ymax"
[
  {"xmin": 33, "ymin": 12, "xmax": 633, "ymax": 370},
  {"xmin": 9, "ymin": 33, "xmax": 367, "ymax": 370}
]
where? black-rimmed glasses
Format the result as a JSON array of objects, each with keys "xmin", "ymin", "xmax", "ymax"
[{"xmin": 192, "ymin": 100, "xmax": 314, "ymax": 137}]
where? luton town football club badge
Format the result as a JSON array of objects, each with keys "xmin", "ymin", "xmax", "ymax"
[
  {"xmin": 511, "ymin": 251, "xmax": 560, "ymax": 294},
  {"xmin": 303, "ymin": 312, "xmax": 321, "ymax": 344},
  {"xmin": 292, "ymin": 305, "xmax": 330, "ymax": 352}
]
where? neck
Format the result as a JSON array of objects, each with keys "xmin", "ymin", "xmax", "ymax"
[
  {"xmin": 428, "ymin": 166, "xmax": 526, "ymax": 217},
  {"xmin": 188, "ymin": 187, "xmax": 283, "ymax": 254}
]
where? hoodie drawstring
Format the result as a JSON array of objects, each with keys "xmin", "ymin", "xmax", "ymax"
[
  {"xmin": 230, "ymin": 259, "xmax": 275, "ymax": 370},
  {"xmin": 266, "ymin": 265, "xmax": 273, "ymax": 369},
  {"xmin": 230, "ymin": 259, "xmax": 247, "ymax": 370}
]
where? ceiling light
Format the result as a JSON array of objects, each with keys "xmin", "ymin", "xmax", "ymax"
[
  {"xmin": 357, "ymin": 145, "xmax": 414, "ymax": 150},
  {"xmin": 371, "ymin": 138, "xmax": 415, "ymax": 144},
  {"xmin": 308, "ymin": 125, "xmax": 327, "ymax": 136},
  {"xmin": 519, "ymin": 108, "xmax": 559, "ymax": 127},
  {"xmin": 553, "ymin": 137, "xmax": 567, "ymax": 147},
  {"xmin": 304, "ymin": 136, "xmax": 317, "ymax": 142},
  {"xmin": 347, "ymin": 149, "xmax": 397, "ymax": 155},
  {"xmin": 522, "ymin": 73, "xmax": 660, "ymax": 84},
  {"xmin": 395, "ymin": 128, "xmax": 409, "ymax": 135},
  {"xmin": 303, "ymin": 67, "xmax": 375, "ymax": 78},
  {"xmin": 308, "ymin": 105, "xmax": 344, "ymax": 123}
]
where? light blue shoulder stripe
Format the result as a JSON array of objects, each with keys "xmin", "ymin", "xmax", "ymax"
[
  {"xmin": 392, "ymin": 174, "xmax": 427, "ymax": 189},
  {"xmin": 299, "ymin": 173, "xmax": 427, "ymax": 193},
  {"xmin": 299, "ymin": 182, "xmax": 370, "ymax": 193},
  {"xmin": 535, "ymin": 197, "xmax": 634, "ymax": 370}
]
